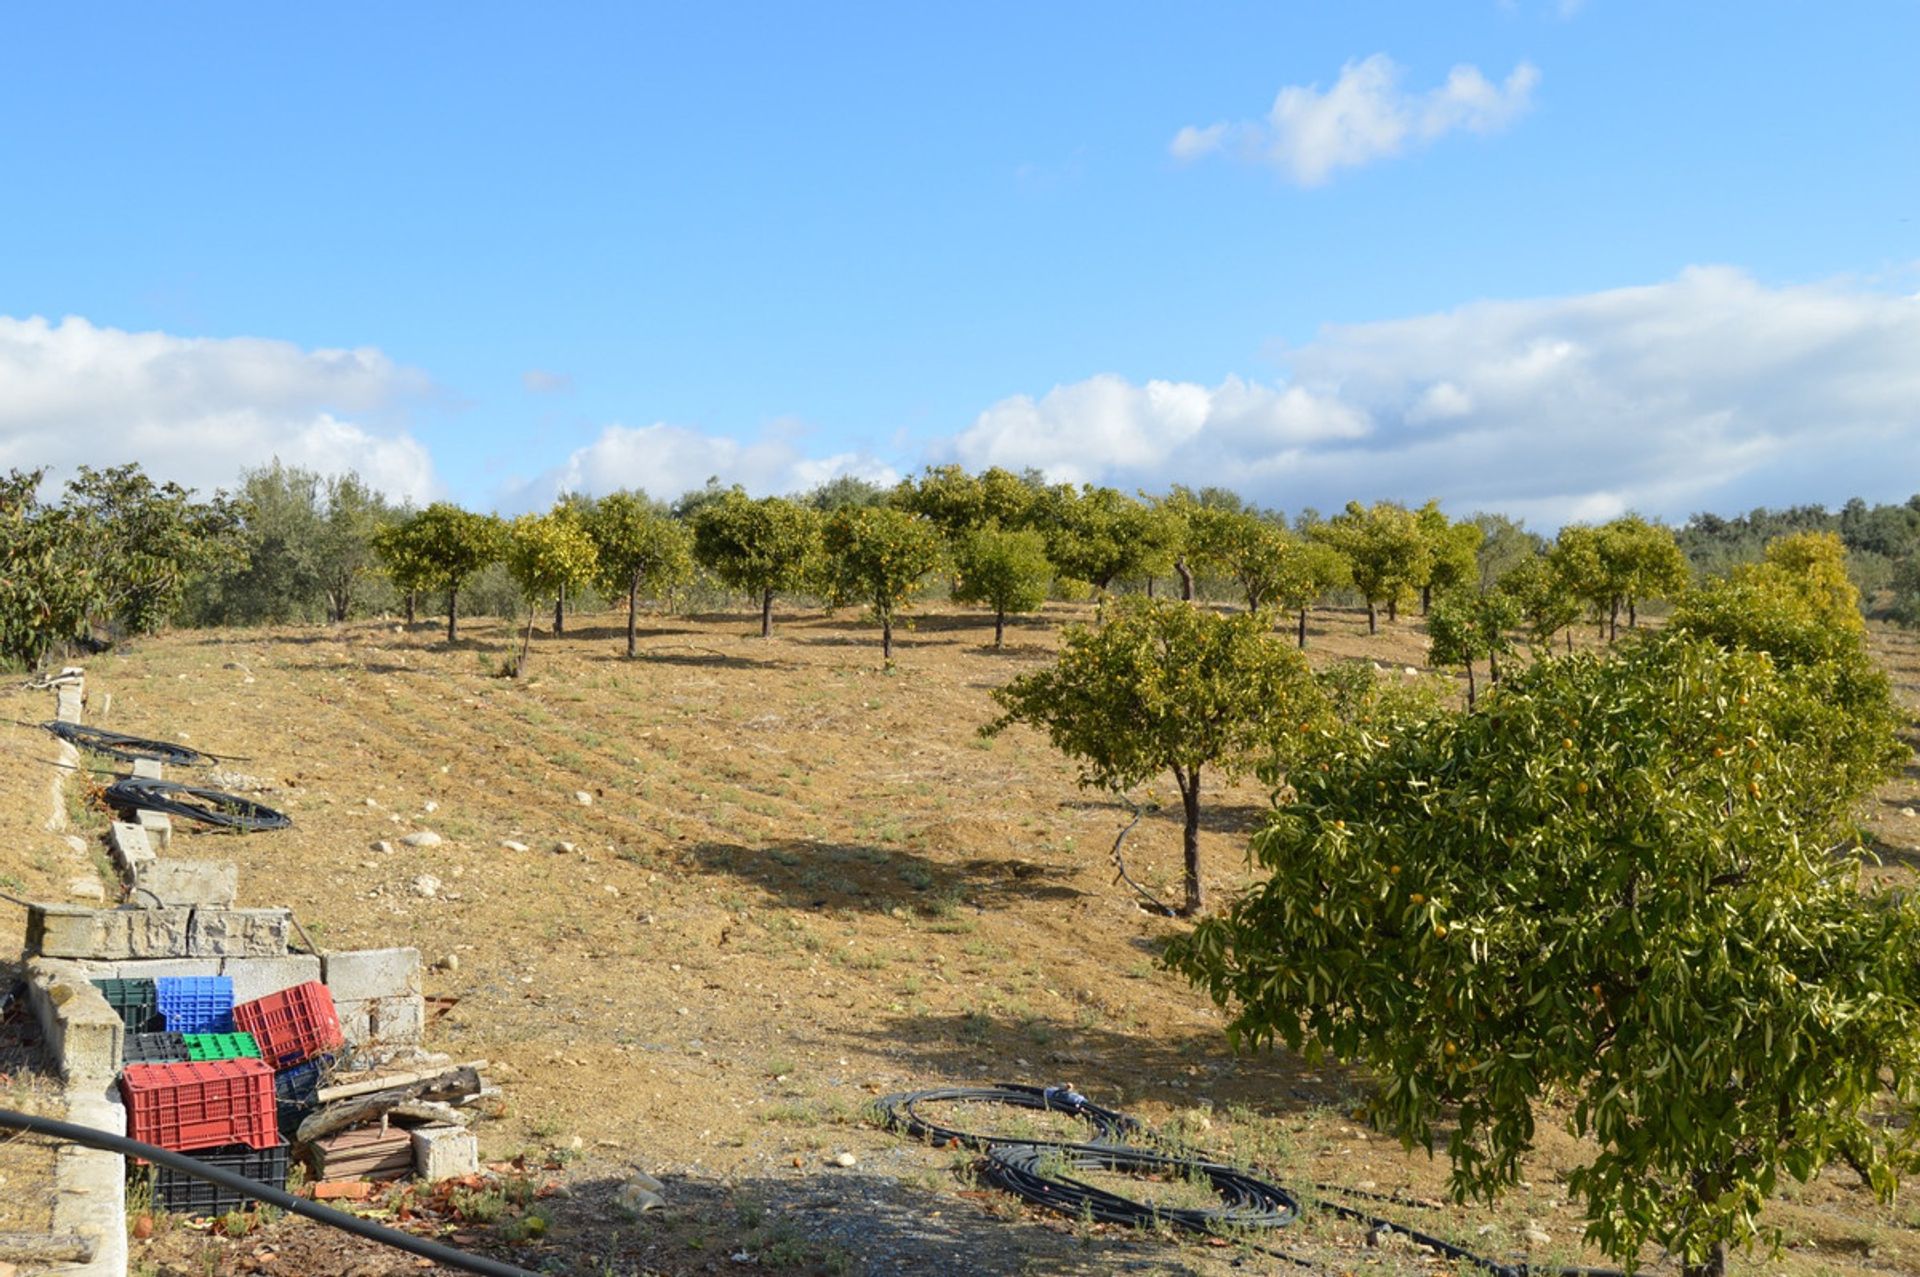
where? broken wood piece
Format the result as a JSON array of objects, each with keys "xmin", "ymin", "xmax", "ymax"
[
  {"xmin": 295, "ymin": 1098, "xmax": 468, "ymax": 1147},
  {"xmin": 316, "ymin": 1060, "xmax": 487, "ymax": 1104}
]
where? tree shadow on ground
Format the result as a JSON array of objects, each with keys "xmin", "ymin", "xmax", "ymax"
[
  {"xmin": 588, "ymin": 647, "xmax": 794, "ymax": 671},
  {"xmin": 683, "ymin": 839, "xmax": 1087, "ymax": 915},
  {"xmin": 1864, "ymin": 834, "xmax": 1920, "ymax": 873}
]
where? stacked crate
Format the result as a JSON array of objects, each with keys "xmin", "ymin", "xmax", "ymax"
[{"xmin": 235, "ymin": 981, "xmax": 345, "ymax": 1142}]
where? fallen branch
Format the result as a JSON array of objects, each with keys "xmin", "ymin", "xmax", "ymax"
[{"xmin": 1109, "ymin": 793, "xmax": 1177, "ymax": 917}]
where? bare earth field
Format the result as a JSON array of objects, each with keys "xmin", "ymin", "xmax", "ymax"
[{"xmin": 4, "ymin": 602, "xmax": 1918, "ymax": 1276}]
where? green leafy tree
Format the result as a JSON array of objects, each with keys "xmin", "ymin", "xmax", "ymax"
[
  {"xmin": 890, "ymin": 465, "xmax": 987, "ymax": 539},
  {"xmin": 691, "ymin": 489, "xmax": 821, "ymax": 637},
  {"xmin": 501, "ymin": 509, "xmax": 599, "ymax": 674},
  {"xmin": 1169, "ymin": 631, "xmax": 1919, "ymax": 1277},
  {"xmin": 1192, "ymin": 511, "xmax": 1292, "ymax": 612},
  {"xmin": 1426, "ymin": 587, "xmax": 1520, "ymax": 708},
  {"xmin": 821, "ymin": 506, "xmax": 942, "ymax": 665},
  {"xmin": 1495, "ymin": 554, "xmax": 1583, "ymax": 654},
  {"xmin": 1037, "ymin": 485, "xmax": 1168, "ymax": 593},
  {"xmin": 316, "ymin": 473, "xmax": 394, "ymax": 623},
  {"xmin": 1556, "ymin": 517, "xmax": 1689, "ymax": 640},
  {"xmin": 984, "ymin": 596, "xmax": 1318, "ymax": 914},
  {"xmin": 1312, "ymin": 501, "xmax": 1432, "ymax": 633},
  {"xmin": 1269, "ymin": 536, "xmax": 1350, "ymax": 649},
  {"xmin": 1415, "ymin": 500, "xmax": 1484, "ymax": 614},
  {"xmin": 0, "ymin": 470, "xmax": 95, "ymax": 669},
  {"xmin": 380, "ymin": 503, "xmax": 504, "ymax": 642},
  {"xmin": 371, "ymin": 517, "xmax": 433, "ymax": 629},
  {"xmin": 585, "ymin": 490, "xmax": 694, "ymax": 657},
  {"xmin": 63, "ymin": 463, "xmax": 240, "ymax": 637},
  {"xmin": 952, "ymin": 525, "xmax": 1052, "ymax": 647},
  {"xmin": 1471, "ymin": 513, "xmax": 1548, "ymax": 591}
]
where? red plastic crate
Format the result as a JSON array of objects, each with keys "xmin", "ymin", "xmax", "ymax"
[
  {"xmin": 121, "ymin": 1060, "xmax": 278, "ymax": 1152},
  {"xmin": 232, "ymin": 981, "xmax": 344, "ymax": 1068}
]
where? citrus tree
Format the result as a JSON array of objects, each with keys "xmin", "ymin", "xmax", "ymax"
[
  {"xmin": 1426, "ymin": 586, "xmax": 1519, "ymax": 708},
  {"xmin": 984, "ymin": 596, "xmax": 1318, "ymax": 914},
  {"xmin": 501, "ymin": 509, "xmax": 598, "ymax": 674},
  {"xmin": 1168, "ymin": 631, "xmax": 1919, "ymax": 1277},
  {"xmin": 1313, "ymin": 500, "xmax": 1431, "ymax": 633},
  {"xmin": 820, "ymin": 505, "xmax": 942, "ymax": 665},
  {"xmin": 691, "ymin": 489, "xmax": 819, "ymax": 637},
  {"xmin": 585, "ymin": 490, "xmax": 693, "ymax": 657},
  {"xmin": 371, "ymin": 516, "xmax": 434, "ymax": 629},
  {"xmin": 1494, "ymin": 553, "xmax": 1584, "ymax": 654},
  {"xmin": 952, "ymin": 524, "xmax": 1052, "ymax": 648},
  {"xmin": 1415, "ymin": 500, "xmax": 1483, "ymax": 615},
  {"xmin": 1271, "ymin": 536, "xmax": 1350, "ymax": 648},
  {"xmin": 379, "ymin": 503, "xmax": 504, "ymax": 642}
]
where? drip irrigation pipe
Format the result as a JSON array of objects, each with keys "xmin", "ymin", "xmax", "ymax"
[
  {"xmin": 0, "ymin": 1108, "xmax": 539, "ymax": 1277},
  {"xmin": 104, "ymin": 776, "xmax": 292, "ymax": 832},
  {"xmin": 38, "ymin": 721, "xmax": 214, "ymax": 766},
  {"xmin": 877, "ymin": 1084, "xmax": 1624, "ymax": 1277}
]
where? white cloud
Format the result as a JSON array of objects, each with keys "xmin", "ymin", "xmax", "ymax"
[
  {"xmin": 947, "ymin": 268, "xmax": 1920, "ymax": 526},
  {"xmin": 522, "ymin": 368, "xmax": 574, "ymax": 394},
  {"xmin": 502, "ymin": 420, "xmax": 899, "ymax": 510},
  {"xmin": 0, "ymin": 315, "xmax": 437, "ymax": 502},
  {"xmin": 1173, "ymin": 54, "xmax": 1539, "ymax": 185}
]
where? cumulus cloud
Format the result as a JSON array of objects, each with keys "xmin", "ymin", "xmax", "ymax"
[
  {"xmin": 950, "ymin": 268, "xmax": 1920, "ymax": 526},
  {"xmin": 0, "ymin": 315, "xmax": 437, "ymax": 502},
  {"xmin": 501, "ymin": 420, "xmax": 900, "ymax": 511},
  {"xmin": 522, "ymin": 368, "xmax": 574, "ymax": 394},
  {"xmin": 1172, "ymin": 54, "xmax": 1539, "ymax": 185}
]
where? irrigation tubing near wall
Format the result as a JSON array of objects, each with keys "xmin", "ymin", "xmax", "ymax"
[
  {"xmin": 103, "ymin": 775, "xmax": 292, "ymax": 832},
  {"xmin": 0, "ymin": 1108, "xmax": 540, "ymax": 1277},
  {"xmin": 39, "ymin": 720, "xmax": 216, "ymax": 766},
  {"xmin": 876, "ymin": 1083, "xmax": 1624, "ymax": 1277}
]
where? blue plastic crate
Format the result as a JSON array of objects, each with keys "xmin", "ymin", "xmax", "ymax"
[
  {"xmin": 155, "ymin": 976, "xmax": 234, "ymax": 1034},
  {"xmin": 273, "ymin": 1053, "xmax": 334, "ymax": 1138}
]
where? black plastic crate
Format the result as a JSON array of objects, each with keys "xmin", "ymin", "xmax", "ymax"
[
  {"xmin": 123, "ymin": 1032, "xmax": 189, "ymax": 1065},
  {"xmin": 273, "ymin": 1054, "xmax": 333, "ymax": 1138},
  {"xmin": 150, "ymin": 1141, "xmax": 288, "ymax": 1216},
  {"xmin": 91, "ymin": 978, "xmax": 161, "ymax": 1032}
]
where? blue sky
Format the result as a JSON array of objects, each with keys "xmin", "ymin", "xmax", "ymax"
[{"xmin": 3, "ymin": 2, "xmax": 1917, "ymax": 525}]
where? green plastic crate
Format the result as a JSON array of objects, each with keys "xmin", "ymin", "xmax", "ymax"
[
  {"xmin": 91, "ymin": 978, "xmax": 160, "ymax": 1032},
  {"xmin": 181, "ymin": 1032, "xmax": 261, "ymax": 1062}
]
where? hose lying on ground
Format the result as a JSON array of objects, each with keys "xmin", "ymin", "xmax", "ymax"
[
  {"xmin": 104, "ymin": 775, "xmax": 292, "ymax": 832},
  {"xmin": 41, "ymin": 721, "xmax": 215, "ymax": 766},
  {"xmin": 877, "ymin": 1083, "xmax": 1624, "ymax": 1277},
  {"xmin": 0, "ymin": 1108, "xmax": 539, "ymax": 1277}
]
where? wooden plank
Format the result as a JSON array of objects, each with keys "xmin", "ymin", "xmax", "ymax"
[{"xmin": 317, "ymin": 1060, "xmax": 488, "ymax": 1103}]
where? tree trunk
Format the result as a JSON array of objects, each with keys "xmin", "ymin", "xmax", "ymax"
[
  {"xmin": 405, "ymin": 591, "xmax": 416, "ymax": 629},
  {"xmin": 517, "ymin": 604, "xmax": 535, "ymax": 676},
  {"xmin": 1567, "ymin": 627, "xmax": 1574, "ymax": 655},
  {"xmin": 1367, "ymin": 601, "xmax": 1378, "ymax": 635},
  {"xmin": 994, "ymin": 608, "xmax": 1005, "ymax": 649},
  {"xmin": 882, "ymin": 614, "xmax": 894, "ymax": 666},
  {"xmin": 1682, "ymin": 1241, "xmax": 1727, "ymax": 1277},
  {"xmin": 1146, "ymin": 577, "xmax": 1155, "ymax": 598},
  {"xmin": 1179, "ymin": 769, "xmax": 1204, "ymax": 916},
  {"xmin": 1609, "ymin": 598, "xmax": 1620, "ymax": 642},
  {"xmin": 1387, "ymin": 596, "xmax": 1398, "ymax": 623},
  {"xmin": 553, "ymin": 584, "xmax": 565, "ymax": 636},
  {"xmin": 626, "ymin": 575, "xmax": 640, "ymax": 658},
  {"xmin": 760, "ymin": 590, "xmax": 774, "ymax": 638},
  {"xmin": 446, "ymin": 589, "xmax": 458, "ymax": 643},
  {"xmin": 1421, "ymin": 583, "xmax": 1431, "ymax": 616},
  {"xmin": 1297, "ymin": 606, "xmax": 1308, "ymax": 649},
  {"xmin": 1464, "ymin": 658, "xmax": 1477, "ymax": 710},
  {"xmin": 1488, "ymin": 646, "xmax": 1501, "ymax": 684},
  {"xmin": 1175, "ymin": 556, "xmax": 1195, "ymax": 601},
  {"xmin": 1628, "ymin": 597, "xmax": 1638, "ymax": 628}
]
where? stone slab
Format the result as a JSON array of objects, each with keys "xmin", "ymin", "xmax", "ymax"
[
  {"xmin": 224, "ymin": 954, "xmax": 323, "ymax": 1004},
  {"xmin": 108, "ymin": 823, "xmax": 155, "ymax": 878},
  {"xmin": 321, "ymin": 947, "xmax": 422, "ymax": 1003},
  {"xmin": 410, "ymin": 1124, "xmax": 478, "ymax": 1181},
  {"xmin": 131, "ymin": 858, "xmax": 237, "ymax": 908},
  {"xmin": 27, "ymin": 904, "xmax": 289, "ymax": 960},
  {"xmin": 49, "ymin": 1084, "xmax": 127, "ymax": 1277},
  {"xmin": 131, "ymin": 757, "xmax": 163, "ymax": 780},
  {"xmin": 135, "ymin": 809, "xmax": 171, "ymax": 852},
  {"xmin": 25, "ymin": 959, "xmax": 123, "ymax": 1081}
]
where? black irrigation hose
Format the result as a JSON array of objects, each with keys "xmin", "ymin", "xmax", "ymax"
[
  {"xmin": 877, "ymin": 1083, "xmax": 1625, "ymax": 1277},
  {"xmin": 40, "ymin": 720, "xmax": 215, "ymax": 766},
  {"xmin": 0, "ymin": 1108, "xmax": 539, "ymax": 1277},
  {"xmin": 104, "ymin": 775, "xmax": 292, "ymax": 832}
]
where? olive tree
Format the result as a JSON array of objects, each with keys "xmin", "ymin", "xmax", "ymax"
[
  {"xmin": 691, "ymin": 489, "xmax": 819, "ymax": 637},
  {"xmin": 502, "ymin": 509, "xmax": 598, "ymax": 674},
  {"xmin": 984, "ymin": 596, "xmax": 1318, "ymax": 915},
  {"xmin": 821, "ymin": 505, "xmax": 942, "ymax": 665},
  {"xmin": 952, "ymin": 524, "xmax": 1052, "ymax": 648},
  {"xmin": 585, "ymin": 490, "xmax": 693, "ymax": 657},
  {"xmin": 63, "ymin": 463, "xmax": 240, "ymax": 637},
  {"xmin": 1169, "ymin": 630, "xmax": 1918, "ymax": 1277},
  {"xmin": 0, "ymin": 470, "xmax": 95, "ymax": 669}
]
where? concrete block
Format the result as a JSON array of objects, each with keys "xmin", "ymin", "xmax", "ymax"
[
  {"xmin": 335, "ymin": 993, "xmax": 424, "ymax": 1049},
  {"xmin": 131, "ymin": 858, "xmax": 237, "ymax": 908},
  {"xmin": 25, "ymin": 958, "xmax": 124, "ymax": 1081},
  {"xmin": 109, "ymin": 822, "xmax": 156, "ymax": 878},
  {"xmin": 135, "ymin": 809, "xmax": 171, "ymax": 852},
  {"xmin": 55, "ymin": 685, "xmax": 83, "ymax": 723},
  {"xmin": 131, "ymin": 757, "xmax": 163, "ymax": 780},
  {"xmin": 75, "ymin": 956, "xmax": 223, "ymax": 984},
  {"xmin": 50, "ymin": 1083, "xmax": 127, "ymax": 1277},
  {"xmin": 322, "ymin": 947, "xmax": 422, "ymax": 1003},
  {"xmin": 410, "ymin": 1124, "xmax": 478, "ymax": 1181},
  {"xmin": 223, "ymin": 953, "xmax": 322, "ymax": 1004},
  {"xmin": 28, "ymin": 904, "xmax": 289, "ymax": 960}
]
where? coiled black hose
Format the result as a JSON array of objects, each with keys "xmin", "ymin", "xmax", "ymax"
[
  {"xmin": 0, "ymin": 1107, "xmax": 537, "ymax": 1277},
  {"xmin": 42, "ymin": 721, "xmax": 215, "ymax": 766},
  {"xmin": 104, "ymin": 776, "xmax": 292, "ymax": 832},
  {"xmin": 876, "ymin": 1083, "xmax": 1623, "ymax": 1277}
]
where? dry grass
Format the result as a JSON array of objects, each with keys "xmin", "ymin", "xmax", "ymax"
[{"xmin": 3, "ymin": 600, "xmax": 1916, "ymax": 1274}]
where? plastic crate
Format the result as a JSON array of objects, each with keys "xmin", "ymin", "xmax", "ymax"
[
  {"xmin": 273, "ymin": 1054, "xmax": 334, "ymax": 1138},
  {"xmin": 91, "ymin": 978, "xmax": 160, "ymax": 1032},
  {"xmin": 233, "ymin": 981, "xmax": 342, "ymax": 1068},
  {"xmin": 156, "ymin": 976, "xmax": 235, "ymax": 1034},
  {"xmin": 124, "ymin": 1032, "xmax": 190, "ymax": 1065},
  {"xmin": 183, "ymin": 1032, "xmax": 259, "ymax": 1062},
  {"xmin": 150, "ymin": 1141, "xmax": 288, "ymax": 1216},
  {"xmin": 121, "ymin": 1060, "xmax": 278, "ymax": 1152}
]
